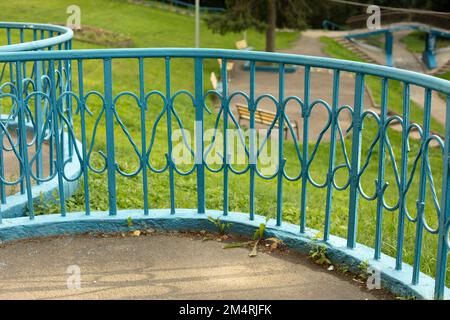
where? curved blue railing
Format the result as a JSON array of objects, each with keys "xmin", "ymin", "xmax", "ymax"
[
  {"xmin": 0, "ymin": 22, "xmax": 73, "ymax": 52},
  {"xmin": 0, "ymin": 39, "xmax": 449, "ymax": 298},
  {"xmin": 0, "ymin": 22, "xmax": 75, "ymax": 216}
]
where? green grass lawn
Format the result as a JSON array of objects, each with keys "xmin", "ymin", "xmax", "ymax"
[
  {"xmin": 1, "ymin": 0, "xmax": 448, "ymax": 288},
  {"xmin": 400, "ymin": 31, "xmax": 450, "ymax": 54}
]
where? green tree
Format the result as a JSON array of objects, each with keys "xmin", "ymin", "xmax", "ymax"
[{"xmin": 205, "ymin": 0, "xmax": 308, "ymax": 52}]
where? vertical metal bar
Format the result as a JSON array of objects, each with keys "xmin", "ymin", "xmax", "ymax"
[
  {"xmin": 48, "ymin": 40, "xmax": 54, "ymax": 177},
  {"xmin": 19, "ymin": 30, "xmax": 26, "ymax": 77},
  {"xmin": 434, "ymin": 94, "xmax": 450, "ymax": 300},
  {"xmin": 18, "ymin": 60, "xmax": 25, "ymax": 195},
  {"xmin": 412, "ymin": 88, "xmax": 432, "ymax": 284},
  {"xmin": 276, "ymin": 63, "xmax": 285, "ymax": 226},
  {"xmin": 374, "ymin": 78, "xmax": 388, "ymax": 260},
  {"xmin": 165, "ymin": 58, "xmax": 175, "ymax": 214},
  {"xmin": 35, "ymin": 60, "xmax": 43, "ymax": 184},
  {"xmin": 0, "ymin": 126, "xmax": 4, "ymax": 205},
  {"xmin": 103, "ymin": 59, "xmax": 117, "ymax": 216},
  {"xmin": 16, "ymin": 61, "xmax": 34, "ymax": 219},
  {"xmin": 395, "ymin": 82, "xmax": 410, "ymax": 270},
  {"xmin": 347, "ymin": 73, "xmax": 365, "ymax": 248},
  {"xmin": 139, "ymin": 58, "xmax": 149, "ymax": 215},
  {"xmin": 324, "ymin": 70, "xmax": 340, "ymax": 241},
  {"xmin": 57, "ymin": 45, "xmax": 65, "ymax": 165},
  {"xmin": 222, "ymin": 58, "xmax": 229, "ymax": 216},
  {"xmin": 7, "ymin": 29, "xmax": 14, "ymax": 85},
  {"xmin": 65, "ymin": 40, "xmax": 73, "ymax": 161},
  {"xmin": 249, "ymin": 61, "xmax": 256, "ymax": 220},
  {"xmin": 48, "ymin": 60, "xmax": 66, "ymax": 217},
  {"xmin": 300, "ymin": 66, "xmax": 310, "ymax": 233},
  {"xmin": 77, "ymin": 60, "xmax": 90, "ymax": 216},
  {"xmin": 195, "ymin": 58, "xmax": 205, "ymax": 214}
]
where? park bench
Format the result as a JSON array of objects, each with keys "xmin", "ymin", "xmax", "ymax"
[
  {"xmin": 235, "ymin": 39, "xmax": 253, "ymax": 51},
  {"xmin": 210, "ymin": 72, "xmax": 223, "ymax": 94},
  {"xmin": 236, "ymin": 104, "xmax": 300, "ymax": 139}
]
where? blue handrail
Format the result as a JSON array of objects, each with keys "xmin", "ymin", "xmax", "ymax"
[
  {"xmin": 151, "ymin": 0, "xmax": 225, "ymax": 13},
  {"xmin": 0, "ymin": 37, "xmax": 449, "ymax": 299},
  {"xmin": 0, "ymin": 22, "xmax": 73, "ymax": 52}
]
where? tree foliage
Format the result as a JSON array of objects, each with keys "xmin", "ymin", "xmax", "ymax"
[{"xmin": 206, "ymin": 0, "xmax": 308, "ymax": 34}]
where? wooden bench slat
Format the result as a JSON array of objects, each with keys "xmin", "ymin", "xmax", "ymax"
[{"xmin": 236, "ymin": 104, "xmax": 299, "ymax": 138}]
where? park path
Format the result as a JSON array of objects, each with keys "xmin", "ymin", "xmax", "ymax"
[
  {"xmin": 391, "ymin": 31, "xmax": 447, "ymax": 130},
  {"xmin": 0, "ymin": 233, "xmax": 392, "ymax": 300},
  {"xmin": 226, "ymin": 27, "xmax": 448, "ymax": 141},
  {"xmin": 227, "ymin": 30, "xmax": 374, "ymax": 142}
]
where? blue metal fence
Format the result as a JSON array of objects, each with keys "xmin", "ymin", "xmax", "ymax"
[
  {"xmin": 0, "ymin": 23, "xmax": 73, "ymax": 213},
  {"xmin": 0, "ymin": 45, "xmax": 449, "ymax": 298}
]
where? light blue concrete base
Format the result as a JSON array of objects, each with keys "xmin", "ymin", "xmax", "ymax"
[{"xmin": 0, "ymin": 209, "xmax": 448, "ymax": 300}]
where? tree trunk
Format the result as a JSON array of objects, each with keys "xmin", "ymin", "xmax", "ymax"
[{"xmin": 265, "ymin": 0, "xmax": 276, "ymax": 52}]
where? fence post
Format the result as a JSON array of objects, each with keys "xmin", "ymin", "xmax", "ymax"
[
  {"xmin": 48, "ymin": 60, "xmax": 66, "ymax": 217},
  {"xmin": 195, "ymin": 58, "xmax": 205, "ymax": 214},
  {"xmin": 222, "ymin": 58, "xmax": 230, "ymax": 217},
  {"xmin": 16, "ymin": 61, "xmax": 34, "ymax": 219},
  {"xmin": 300, "ymin": 66, "xmax": 310, "ymax": 232},
  {"xmin": 347, "ymin": 73, "xmax": 364, "ymax": 248},
  {"xmin": 165, "ymin": 58, "xmax": 176, "ymax": 214},
  {"xmin": 396, "ymin": 82, "xmax": 410, "ymax": 270},
  {"xmin": 323, "ymin": 70, "xmax": 340, "ymax": 241},
  {"xmin": 103, "ymin": 58, "xmax": 117, "ymax": 216},
  {"xmin": 35, "ymin": 60, "xmax": 43, "ymax": 184},
  {"xmin": 434, "ymin": 95, "xmax": 450, "ymax": 299},
  {"xmin": 276, "ymin": 63, "xmax": 285, "ymax": 227}
]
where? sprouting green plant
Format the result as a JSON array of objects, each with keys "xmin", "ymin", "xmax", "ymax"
[
  {"xmin": 207, "ymin": 216, "xmax": 232, "ymax": 234},
  {"xmin": 127, "ymin": 216, "xmax": 133, "ymax": 228},
  {"xmin": 355, "ymin": 260, "xmax": 371, "ymax": 280},
  {"xmin": 253, "ymin": 216, "xmax": 270, "ymax": 240},
  {"xmin": 337, "ymin": 265, "xmax": 349, "ymax": 274},
  {"xmin": 30, "ymin": 191, "xmax": 60, "ymax": 216},
  {"xmin": 309, "ymin": 244, "xmax": 331, "ymax": 266},
  {"xmin": 253, "ymin": 223, "xmax": 265, "ymax": 240}
]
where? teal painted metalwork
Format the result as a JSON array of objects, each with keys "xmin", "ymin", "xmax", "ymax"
[
  {"xmin": 195, "ymin": 58, "xmax": 205, "ymax": 214},
  {"xmin": 323, "ymin": 69, "xmax": 340, "ymax": 241},
  {"xmin": 347, "ymin": 73, "xmax": 364, "ymax": 248},
  {"xmin": 0, "ymin": 34, "xmax": 449, "ymax": 298},
  {"xmin": 104, "ymin": 59, "xmax": 117, "ymax": 216},
  {"xmin": 300, "ymin": 66, "xmax": 310, "ymax": 233}
]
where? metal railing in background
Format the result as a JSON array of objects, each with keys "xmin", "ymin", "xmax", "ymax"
[
  {"xmin": 149, "ymin": 0, "xmax": 225, "ymax": 13},
  {"xmin": 0, "ymin": 22, "xmax": 73, "ymax": 211},
  {"xmin": 0, "ymin": 47, "xmax": 449, "ymax": 299}
]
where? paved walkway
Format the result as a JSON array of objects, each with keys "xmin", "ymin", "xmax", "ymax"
[
  {"xmin": 226, "ymin": 26, "xmax": 449, "ymax": 141},
  {"xmin": 227, "ymin": 31, "xmax": 374, "ymax": 142},
  {"xmin": 0, "ymin": 233, "xmax": 392, "ymax": 299}
]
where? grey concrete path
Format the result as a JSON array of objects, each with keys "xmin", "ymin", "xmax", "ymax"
[
  {"xmin": 0, "ymin": 233, "xmax": 392, "ymax": 300},
  {"xmin": 227, "ymin": 31, "xmax": 374, "ymax": 142}
]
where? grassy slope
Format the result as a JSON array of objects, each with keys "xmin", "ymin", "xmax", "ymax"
[
  {"xmin": 1, "ymin": 0, "xmax": 447, "ymax": 286},
  {"xmin": 400, "ymin": 31, "xmax": 450, "ymax": 54}
]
